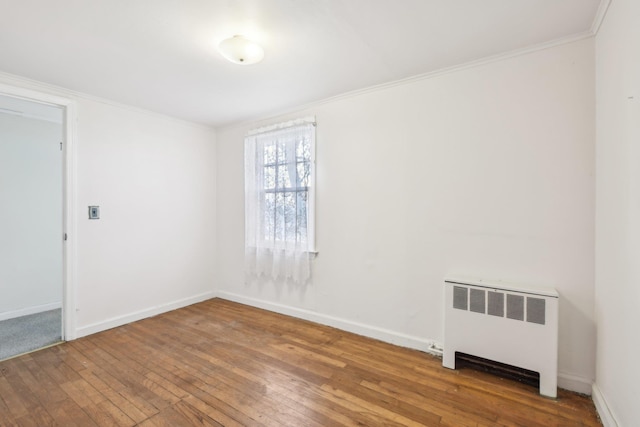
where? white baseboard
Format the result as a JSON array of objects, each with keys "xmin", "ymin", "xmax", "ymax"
[
  {"xmin": 75, "ymin": 291, "xmax": 216, "ymax": 338},
  {"xmin": 217, "ymin": 291, "xmax": 597, "ymax": 395},
  {"xmin": 217, "ymin": 291, "xmax": 440, "ymax": 356},
  {"xmin": 592, "ymin": 383, "xmax": 619, "ymax": 427},
  {"xmin": 0, "ymin": 302, "xmax": 62, "ymax": 322},
  {"xmin": 558, "ymin": 371, "xmax": 593, "ymax": 395}
]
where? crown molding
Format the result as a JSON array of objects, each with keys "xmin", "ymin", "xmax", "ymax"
[
  {"xmin": 223, "ymin": 30, "xmax": 595, "ymax": 131},
  {"xmin": 591, "ymin": 0, "xmax": 612, "ymax": 35},
  {"xmin": 0, "ymin": 70, "xmax": 215, "ymax": 131}
]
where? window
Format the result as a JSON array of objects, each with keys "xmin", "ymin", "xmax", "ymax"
[{"xmin": 244, "ymin": 117, "xmax": 315, "ymax": 284}]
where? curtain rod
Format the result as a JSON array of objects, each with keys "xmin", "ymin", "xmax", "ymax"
[{"xmin": 247, "ymin": 116, "xmax": 316, "ymax": 137}]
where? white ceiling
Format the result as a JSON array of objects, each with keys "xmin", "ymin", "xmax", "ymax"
[{"xmin": 0, "ymin": 0, "xmax": 602, "ymax": 127}]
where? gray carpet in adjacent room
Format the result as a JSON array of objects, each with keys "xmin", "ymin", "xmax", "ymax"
[{"xmin": 0, "ymin": 309, "xmax": 62, "ymax": 361}]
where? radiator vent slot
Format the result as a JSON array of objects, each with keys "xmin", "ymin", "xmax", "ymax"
[
  {"xmin": 487, "ymin": 291, "xmax": 504, "ymax": 317},
  {"xmin": 469, "ymin": 289, "xmax": 485, "ymax": 314},
  {"xmin": 507, "ymin": 294, "xmax": 524, "ymax": 321},
  {"xmin": 443, "ymin": 277, "xmax": 559, "ymax": 398},
  {"xmin": 527, "ymin": 297, "xmax": 546, "ymax": 325},
  {"xmin": 453, "ymin": 286, "xmax": 468, "ymax": 310},
  {"xmin": 453, "ymin": 285, "xmax": 546, "ymax": 326}
]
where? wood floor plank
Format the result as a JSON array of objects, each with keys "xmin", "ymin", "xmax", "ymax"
[
  {"xmin": 172, "ymin": 400, "xmax": 226, "ymax": 427},
  {"xmin": 174, "ymin": 347, "xmax": 339, "ymax": 427},
  {"xmin": 185, "ymin": 344, "xmax": 366, "ymax": 426},
  {"xmin": 11, "ymin": 413, "xmax": 40, "ymax": 427},
  {"xmin": 29, "ymin": 348, "xmax": 83, "ymax": 386},
  {"xmin": 81, "ymin": 402, "xmax": 129, "ymax": 427},
  {"xmin": 194, "ymin": 342, "xmax": 396, "ymax": 426},
  {"xmin": 96, "ymin": 399, "xmax": 137, "ymax": 427},
  {"xmin": 82, "ymin": 341, "xmax": 176, "ymax": 412},
  {"xmin": 0, "ymin": 387, "xmax": 13, "ymax": 426},
  {"xmin": 181, "ymin": 395, "xmax": 246, "ymax": 427},
  {"xmin": 46, "ymin": 398, "xmax": 100, "ymax": 427},
  {"xmin": 138, "ymin": 405, "xmax": 220, "ymax": 427},
  {"xmin": 0, "ymin": 298, "xmax": 602, "ymax": 426},
  {"xmin": 76, "ymin": 369, "xmax": 152, "ymax": 423},
  {"xmin": 91, "ymin": 330, "xmax": 268, "ymax": 426},
  {"xmin": 60, "ymin": 379, "xmax": 100, "ymax": 408},
  {"xmin": 0, "ymin": 374, "xmax": 30, "ymax": 420},
  {"xmin": 362, "ymin": 379, "xmax": 496, "ymax": 426},
  {"xmin": 13, "ymin": 355, "xmax": 68, "ymax": 406},
  {"xmin": 318, "ymin": 383, "xmax": 428, "ymax": 427}
]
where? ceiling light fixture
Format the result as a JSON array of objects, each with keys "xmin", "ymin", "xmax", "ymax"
[{"xmin": 218, "ymin": 35, "xmax": 264, "ymax": 65}]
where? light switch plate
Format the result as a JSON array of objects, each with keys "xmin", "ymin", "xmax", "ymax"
[{"xmin": 88, "ymin": 206, "xmax": 100, "ymax": 219}]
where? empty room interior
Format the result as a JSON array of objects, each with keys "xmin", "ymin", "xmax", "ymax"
[{"xmin": 0, "ymin": 0, "xmax": 637, "ymax": 426}]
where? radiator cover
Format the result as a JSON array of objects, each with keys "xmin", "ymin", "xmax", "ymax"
[{"xmin": 443, "ymin": 276, "xmax": 559, "ymax": 398}]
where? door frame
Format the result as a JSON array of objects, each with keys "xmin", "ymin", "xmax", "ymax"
[{"xmin": 0, "ymin": 82, "xmax": 78, "ymax": 340}]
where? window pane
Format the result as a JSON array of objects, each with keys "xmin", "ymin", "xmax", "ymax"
[
  {"xmin": 284, "ymin": 192, "xmax": 296, "ymax": 242},
  {"xmin": 264, "ymin": 166, "xmax": 275, "ymax": 190},
  {"xmin": 264, "ymin": 193, "xmax": 275, "ymax": 241},
  {"xmin": 296, "ymin": 137, "xmax": 310, "ymax": 161},
  {"xmin": 278, "ymin": 165, "xmax": 291, "ymax": 189},
  {"xmin": 264, "ymin": 142, "xmax": 276, "ymax": 165},
  {"xmin": 297, "ymin": 161, "xmax": 310, "ymax": 187},
  {"xmin": 275, "ymin": 192, "xmax": 285, "ymax": 241},
  {"xmin": 296, "ymin": 191, "xmax": 308, "ymax": 243},
  {"xmin": 277, "ymin": 141, "xmax": 287, "ymax": 163}
]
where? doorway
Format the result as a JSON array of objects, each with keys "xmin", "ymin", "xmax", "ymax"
[{"xmin": 0, "ymin": 88, "xmax": 76, "ymax": 359}]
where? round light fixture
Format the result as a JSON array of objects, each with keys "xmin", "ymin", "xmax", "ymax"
[{"xmin": 218, "ymin": 35, "xmax": 264, "ymax": 65}]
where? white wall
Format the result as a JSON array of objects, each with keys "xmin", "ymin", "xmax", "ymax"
[
  {"xmin": 216, "ymin": 39, "xmax": 596, "ymax": 392},
  {"xmin": 594, "ymin": 0, "xmax": 640, "ymax": 424},
  {"xmin": 0, "ymin": 73, "xmax": 217, "ymax": 338},
  {"xmin": 75, "ymin": 98, "xmax": 217, "ymax": 335},
  {"xmin": 0, "ymin": 112, "xmax": 62, "ymax": 316}
]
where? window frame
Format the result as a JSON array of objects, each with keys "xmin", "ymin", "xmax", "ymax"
[{"xmin": 247, "ymin": 117, "xmax": 316, "ymax": 252}]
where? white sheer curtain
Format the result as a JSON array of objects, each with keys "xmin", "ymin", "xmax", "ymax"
[{"xmin": 244, "ymin": 118, "xmax": 315, "ymax": 284}]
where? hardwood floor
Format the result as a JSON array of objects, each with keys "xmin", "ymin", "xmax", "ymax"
[{"xmin": 0, "ymin": 298, "xmax": 601, "ymax": 426}]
